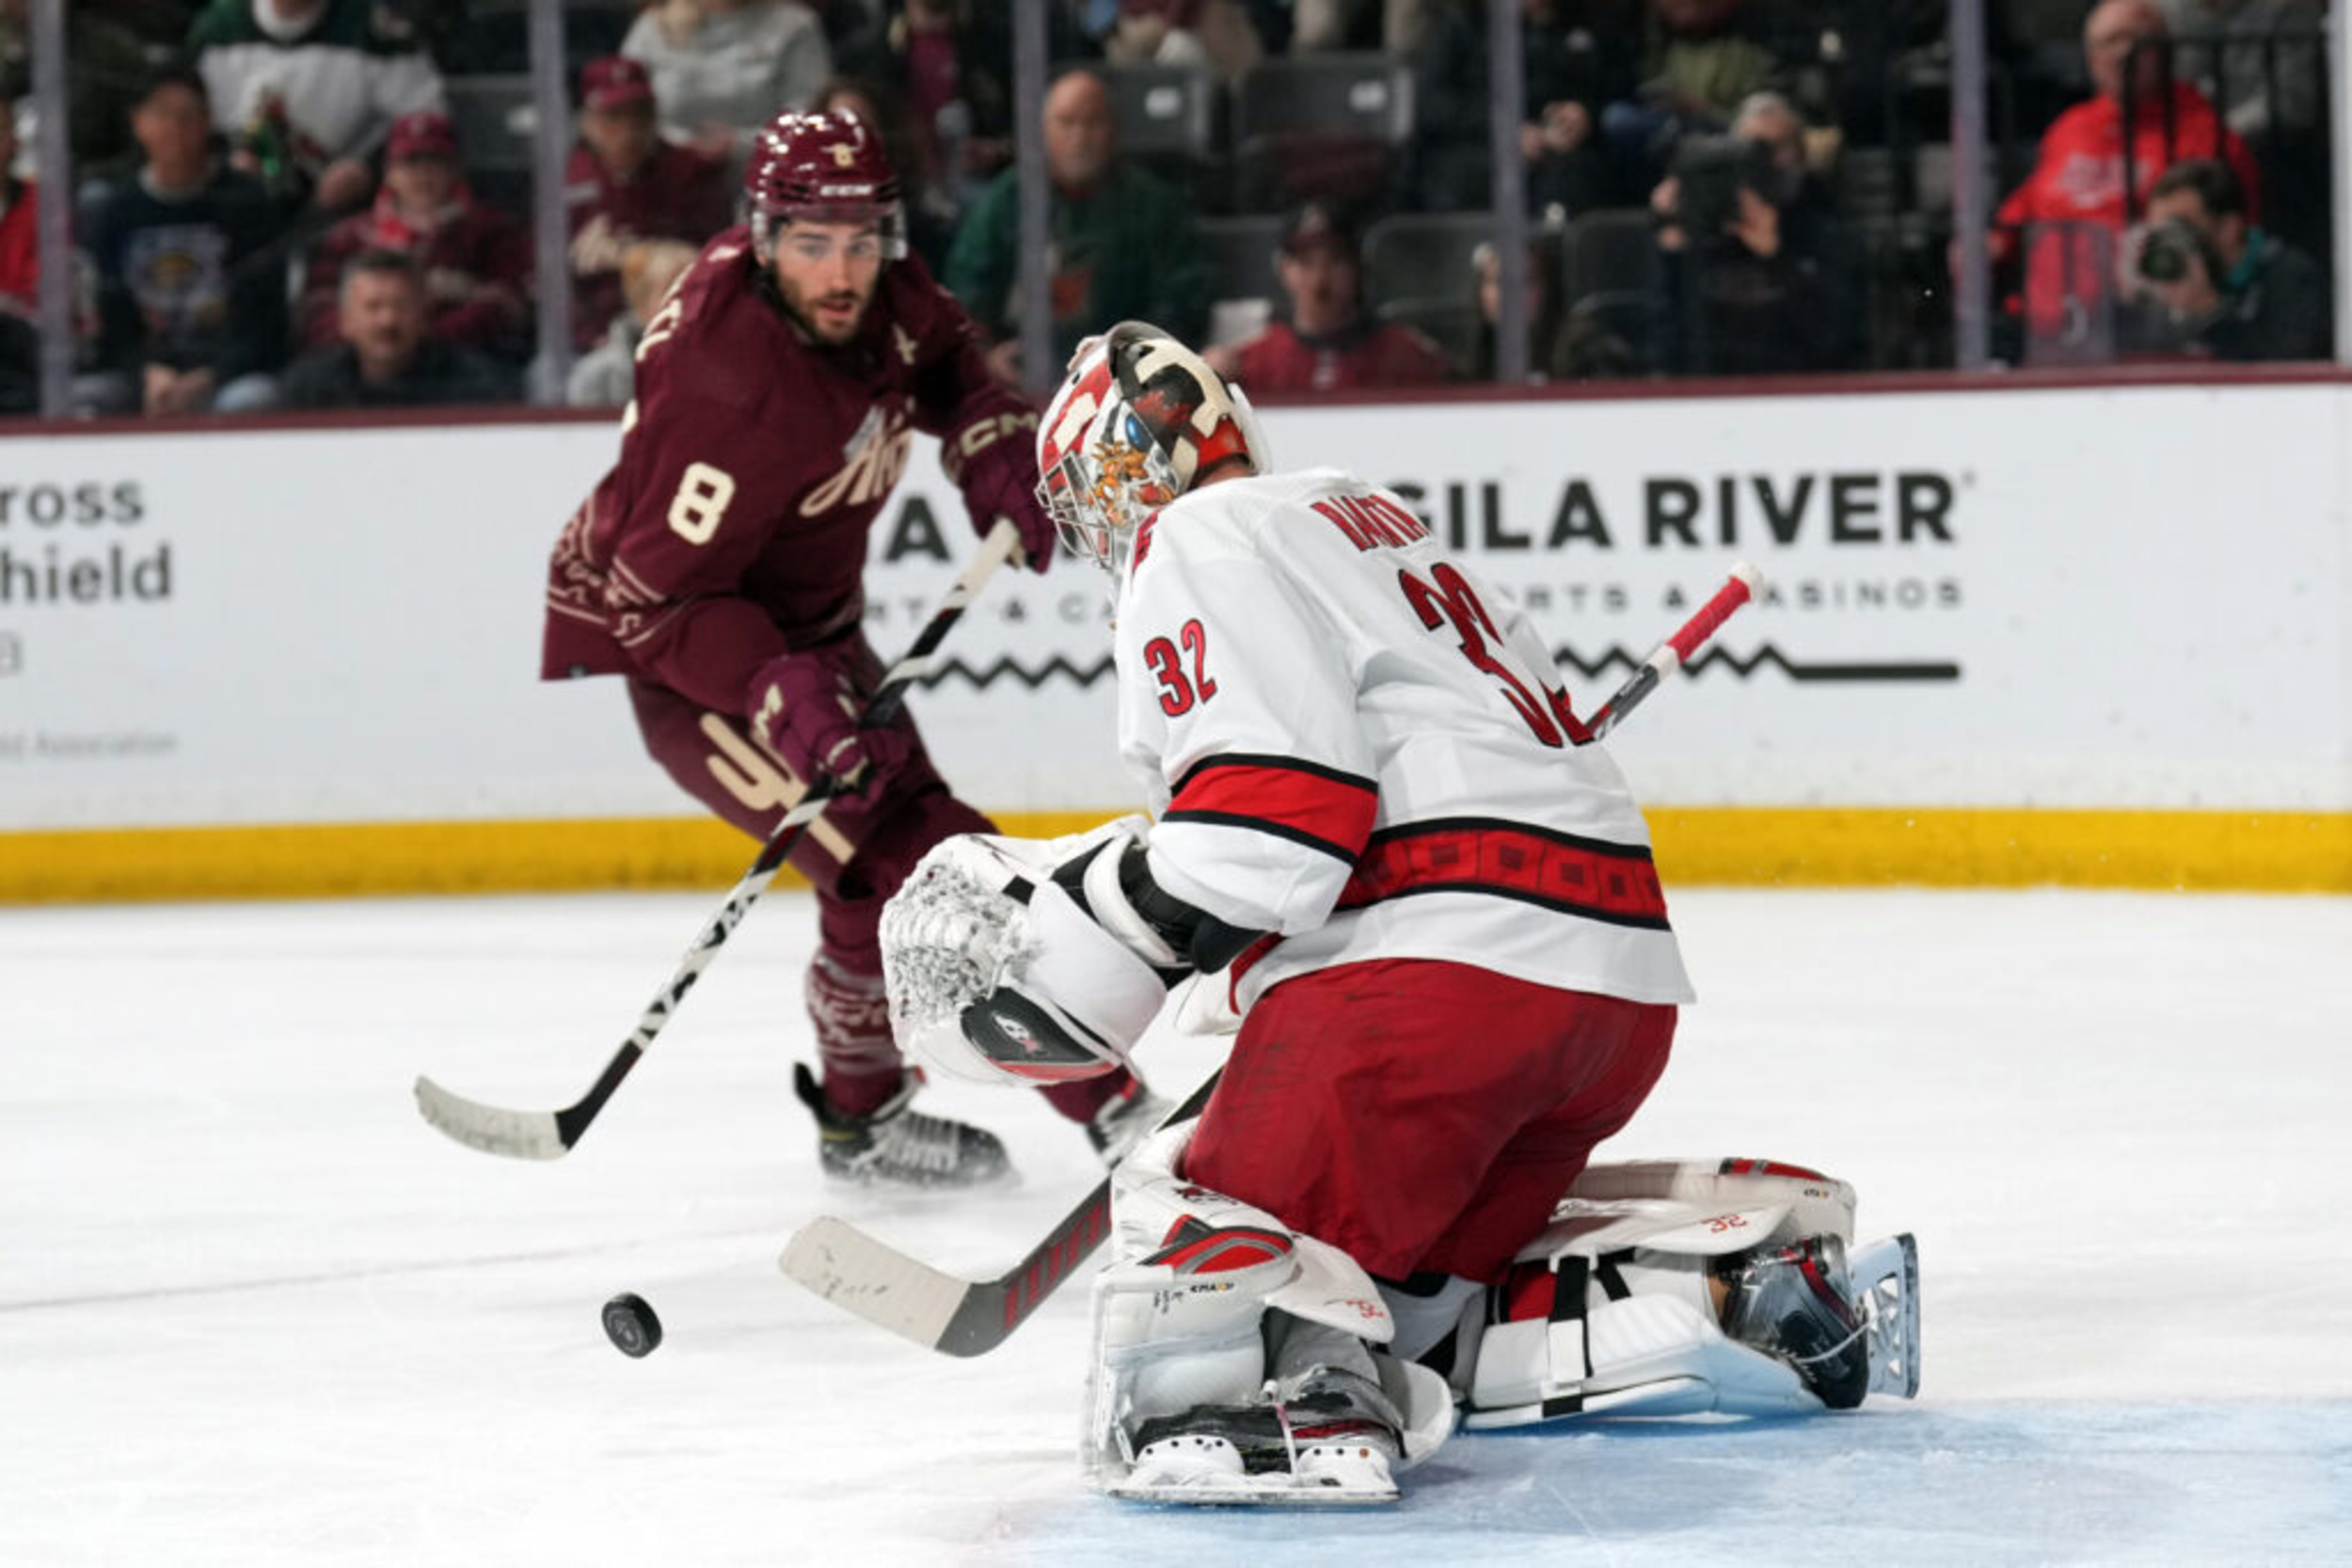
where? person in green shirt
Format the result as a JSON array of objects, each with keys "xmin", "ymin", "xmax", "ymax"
[{"xmin": 944, "ymin": 69, "xmax": 1210, "ymax": 387}]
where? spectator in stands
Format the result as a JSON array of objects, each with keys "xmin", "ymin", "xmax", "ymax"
[
  {"xmin": 1649, "ymin": 89, "xmax": 1865, "ymax": 376},
  {"xmin": 1990, "ymin": 0, "xmax": 2259, "ymax": 350},
  {"xmin": 2119, "ymin": 156, "xmax": 2328, "ymax": 361},
  {"xmin": 76, "ymin": 62, "xmax": 287, "ymax": 416},
  {"xmin": 1600, "ymin": 0, "xmax": 1783, "ymax": 190},
  {"xmin": 621, "ymin": 0, "xmax": 833, "ymax": 166},
  {"xmin": 1203, "ymin": 203, "xmax": 1453, "ymax": 392},
  {"xmin": 295, "ymin": 110, "xmax": 531, "ymax": 366},
  {"xmin": 1101, "ymin": 0, "xmax": 1264, "ymax": 84},
  {"xmin": 565, "ymin": 55, "xmax": 734, "ymax": 357},
  {"xmin": 2155, "ymin": 0, "xmax": 2325, "ymax": 136},
  {"xmin": 944, "ymin": 67, "xmax": 1209, "ymax": 387},
  {"xmin": 1467, "ymin": 231, "xmax": 1566, "ymax": 382},
  {"xmin": 566, "ymin": 237, "xmax": 697, "ymax": 407},
  {"xmin": 0, "ymin": 90, "xmax": 33, "ymax": 414},
  {"xmin": 1408, "ymin": 0, "xmax": 1642, "ymax": 215},
  {"xmin": 278, "ymin": 247, "xmax": 517, "ymax": 408},
  {"xmin": 0, "ymin": 0, "xmax": 154, "ymax": 181},
  {"xmin": 187, "ymin": 0, "xmax": 446, "ymax": 218}
]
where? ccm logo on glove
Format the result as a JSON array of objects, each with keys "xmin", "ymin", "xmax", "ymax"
[{"xmin": 943, "ymin": 408, "xmax": 1056, "ymax": 572}]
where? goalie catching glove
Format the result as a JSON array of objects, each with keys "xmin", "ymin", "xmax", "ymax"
[{"xmin": 878, "ymin": 816, "xmax": 1262, "ymax": 1085}]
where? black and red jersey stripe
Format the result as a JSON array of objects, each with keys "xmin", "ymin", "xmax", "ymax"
[
  {"xmin": 1164, "ymin": 753, "xmax": 1378, "ymax": 863},
  {"xmin": 1336, "ymin": 817, "xmax": 1670, "ymax": 930}
]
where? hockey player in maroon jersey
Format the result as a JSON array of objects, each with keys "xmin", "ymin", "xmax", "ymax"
[
  {"xmin": 541, "ymin": 108, "xmax": 1164, "ymax": 1189},
  {"xmin": 875, "ymin": 323, "xmax": 1920, "ymax": 1500}
]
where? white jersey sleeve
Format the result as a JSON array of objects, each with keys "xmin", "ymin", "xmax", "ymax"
[
  {"xmin": 1112, "ymin": 486, "xmax": 1378, "ymax": 937},
  {"xmin": 1115, "ymin": 467, "xmax": 1694, "ymax": 1011}
]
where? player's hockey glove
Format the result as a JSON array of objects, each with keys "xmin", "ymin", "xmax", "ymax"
[
  {"xmin": 746, "ymin": 643, "xmax": 915, "ymax": 796},
  {"xmin": 941, "ymin": 406, "xmax": 1055, "ymax": 572}
]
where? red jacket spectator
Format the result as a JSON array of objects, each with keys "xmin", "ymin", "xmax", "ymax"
[
  {"xmin": 565, "ymin": 55, "xmax": 735, "ymax": 353},
  {"xmin": 0, "ymin": 103, "xmax": 33, "ymax": 313},
  {"xmin": 296, "ymin": 111, "xmax": 531, "ymax": 358},
  {"xmin": 1995, "ymin": 82, "xmax": 2260, "ymax": 248},
  {"xmin": 0, "ymin": 175, "xmax": 35, "ymax": 314},
  {"xmin": 1993, "ymin": 2, "xmax": 2260, "ymax": 341}
]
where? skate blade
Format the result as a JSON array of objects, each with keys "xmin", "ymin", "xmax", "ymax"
[
  {"xmin": 1104, "ymin": 1474, "xmax": 1399, "ymax": 1508},
  {"xmin": 1851, "ymin": 1231, "xmax": 1921, "ymax": 1399}
]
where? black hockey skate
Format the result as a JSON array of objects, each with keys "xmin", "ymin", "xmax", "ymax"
[
  {"xmin": 1717, "ymin": 1234, "xmax": 1871, "ymax": 1409},
  {"xmin": 793, "ymin": 1064, "xmax": 1012, "ymax": 1189}
]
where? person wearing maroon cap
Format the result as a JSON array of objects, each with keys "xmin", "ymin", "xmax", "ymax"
[
  {"xmin": 564, "ymin": 54, "xmax": 735, "ymax": 356},
  {"xmin": 1204, "ymin": 204, "xmax": 1454, "ymax": 394},
  {"xmin": 294, "ymin": 108, "xmax": 532, "ymax": 364},
  {"xmin": 541, "ymin": 107, "xmax": 1168, "ymax": 1188}
]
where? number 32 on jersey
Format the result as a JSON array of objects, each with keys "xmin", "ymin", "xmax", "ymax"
[{"xmin": 1143, "ymin": 619, "xmax": 1218, "ymax": 716}]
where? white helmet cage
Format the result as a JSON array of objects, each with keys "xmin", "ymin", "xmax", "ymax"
[{"xmin": 1033, "ymin": 321, "xmax": 1271, "ymax": 572}]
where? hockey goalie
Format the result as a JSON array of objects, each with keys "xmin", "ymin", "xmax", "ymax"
[{"xmin": 875, "ymin": 322, "xmax": 1920, "ymax": 1505}]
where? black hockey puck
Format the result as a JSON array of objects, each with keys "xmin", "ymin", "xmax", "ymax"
[{"xmin": 601, "ymin": 1291, "xmax": 663, "ymax": 1358}]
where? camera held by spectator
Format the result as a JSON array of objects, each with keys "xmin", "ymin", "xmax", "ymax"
[
  {"xmin": 1661, "ymin": 133, "xmax": 1782, "ymax": 243},
  {"xmin": 2118, "ymin": 157, "xmax": 2329, "ymax": 361},
  {"xmin": 2131, "ymin": 215, "xmax": 2217, "ymax": 288}
]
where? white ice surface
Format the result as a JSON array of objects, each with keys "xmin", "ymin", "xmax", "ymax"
[{"xmin": 7, "ymin": 887, "xmax": 2350, "ymax": 1565}]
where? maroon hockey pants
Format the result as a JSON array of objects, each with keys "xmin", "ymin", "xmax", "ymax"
[
  {"xmin": 1183, "ymin": 958, "xmax": 1676, "ymax": 1283},
  {"xmin": 626, "ymin": 668, "xmax": 1130, "ymax": 1124}
]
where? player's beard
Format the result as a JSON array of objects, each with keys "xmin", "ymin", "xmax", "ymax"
[{"xmin": 778, "ymin": 274, "xmax": 876, "ymax": 348}]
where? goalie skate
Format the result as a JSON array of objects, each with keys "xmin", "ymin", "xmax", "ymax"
[
  {"xmin": 1101, "ymin": 1360, "xmax": 1452, "ymax": 1508},
  {"xmin": 1851, "ymin": 1231, "xmax": 1921, "ymax": 1399}
]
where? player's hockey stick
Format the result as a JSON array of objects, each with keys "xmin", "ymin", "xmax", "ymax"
[
  {"xmin": 783, "ymin": 1070, "xmax": 1223, "ymax": 1355},
  {"xmin": 1582, "ymin": 560, "xmax": 1764, "ymax": 741},
  {"xmin": 413, "ymin": 517, "xmax": 1025, "ymax": 1161},
  {"xmin": 781, "ymin": 561, "xmax": 1768, "ymax": 1354}
]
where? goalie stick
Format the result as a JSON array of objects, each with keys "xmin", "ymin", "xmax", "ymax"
[
  {"xmin": 783, "ymin": 1071, "xmax": 1222, "ymax": 1356},
  {"xmin": 413, "ymin": 517, "xmax": 1024, "ymax": 1161},
  {"xmin": 1583, "ymin": 560, "xmax": 1763, "ymax": 741},
  {"xmin": 780, "ymin": 562, "xmax": 1768, "ymax": 1354}
]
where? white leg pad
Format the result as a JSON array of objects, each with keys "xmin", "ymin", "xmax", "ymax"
[
  {"xmin": 1086, "ymin": 1121, "xmax": 1424, "ymax": 1495},
  {"xmin": 1464, "ymin": 1292, "xmax": 1820, "ymax": 1429},
  {"xmin": 1444, "ymin": 1158, "xmax": 1918, "ymax": 1426}
]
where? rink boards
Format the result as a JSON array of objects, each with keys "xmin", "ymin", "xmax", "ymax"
[{"xmin": 3, "ymin": 377, "xmax": 2348, "ymax": 899}]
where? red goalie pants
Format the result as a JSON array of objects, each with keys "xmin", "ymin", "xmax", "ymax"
[{"xmin": 1183, "ymin": 958, "xmax": 1676, "ymax": 1284}]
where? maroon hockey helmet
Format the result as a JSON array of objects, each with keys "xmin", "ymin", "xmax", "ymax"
[{"xmin": 743, "ymin": 107, "xmax": 907, "ymax": 261}]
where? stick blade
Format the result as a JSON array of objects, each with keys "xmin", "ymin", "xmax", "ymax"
[
  {"xmin": 413, "ymin": 1075, "xmax": 570, "ymax": 1160},
  {"xmin": 781, "ymin": 1215, "xmax": 990, "ymax": 1354}
]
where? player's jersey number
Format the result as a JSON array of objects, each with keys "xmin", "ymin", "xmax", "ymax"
[
  {"xmin": 1143, "ymin": 619, "xmax": 1218, "ymax": 716},
  {"xmin": 667, "ymin": 462, "xmax": 738, "ymax": 545},
  {"xmin": 1397, "ymin": 562, "xmax": 1566, "ymax": 748}
]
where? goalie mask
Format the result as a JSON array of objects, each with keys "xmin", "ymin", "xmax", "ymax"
[{"xmin": 1035, "ymin": 322, "xmax": 1271, "ymax": 573}]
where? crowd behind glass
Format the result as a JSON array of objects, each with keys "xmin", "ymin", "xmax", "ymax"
[{"xmin": 0, "ymin": 0, "xmax": 2334, "ymax": 420}]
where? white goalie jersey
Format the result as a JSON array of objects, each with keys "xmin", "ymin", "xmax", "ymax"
[{"xmin": 1114, "ymin": 467, "xmax": 1694, "ymax": 1011}]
